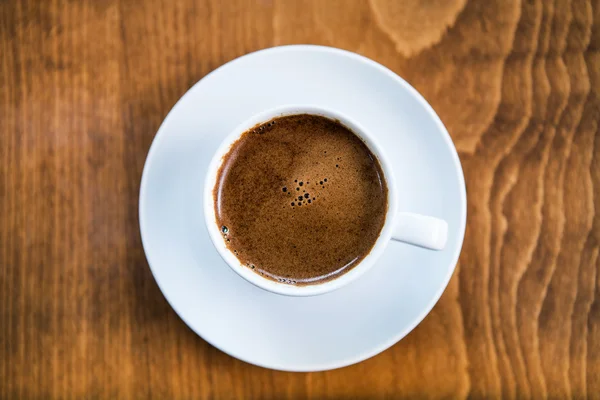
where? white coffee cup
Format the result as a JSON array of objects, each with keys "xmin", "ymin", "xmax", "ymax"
[{"xmin": 204, "ymin": 105, "xmax": 448, "ymax": 296}]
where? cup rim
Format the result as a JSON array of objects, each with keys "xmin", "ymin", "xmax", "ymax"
[{"xmin": 203, "ymin": 105, "xmax": 399, "ymax": 296}]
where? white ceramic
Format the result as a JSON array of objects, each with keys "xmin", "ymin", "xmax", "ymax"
[
  {"xmin": 139, "ymin": 45, "xmax": 466, "ymax": 371},
  {"xmin": 204, "ymin": 105, "xmax": 449, "ymax": 296}
]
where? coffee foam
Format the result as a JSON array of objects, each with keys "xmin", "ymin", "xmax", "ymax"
[{"xmin": 214, "ymin": 114, "xmax": 387, "ymax": 285}]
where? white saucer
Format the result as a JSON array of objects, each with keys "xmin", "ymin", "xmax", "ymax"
[{"xmin": 139, "ymin": 45, "xmax": 466, "ymax": 372}]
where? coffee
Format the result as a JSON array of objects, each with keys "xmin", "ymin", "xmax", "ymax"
[{"xmin": 213, "ymin": 114, "xmax": 388, "ymax": 285}]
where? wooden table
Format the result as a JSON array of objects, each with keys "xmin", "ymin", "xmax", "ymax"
[{"xmin": 2, "ymin": 0, "xmax": 599, "ymax": 398}]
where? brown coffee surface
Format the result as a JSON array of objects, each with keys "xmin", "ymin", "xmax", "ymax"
[{"xmin": 213, "ymin": 114, "xmax": 388, "ymax": 285}]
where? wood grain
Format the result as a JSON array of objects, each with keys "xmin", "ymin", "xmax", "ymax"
[{"xmin": 1, "ymin": 0, "xmax": 599, "ymax": 398}]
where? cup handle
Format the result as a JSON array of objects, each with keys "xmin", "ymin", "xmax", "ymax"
[{"xmin": 391, "ymin": 212, "xmax": 448, "ymax": 250}]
